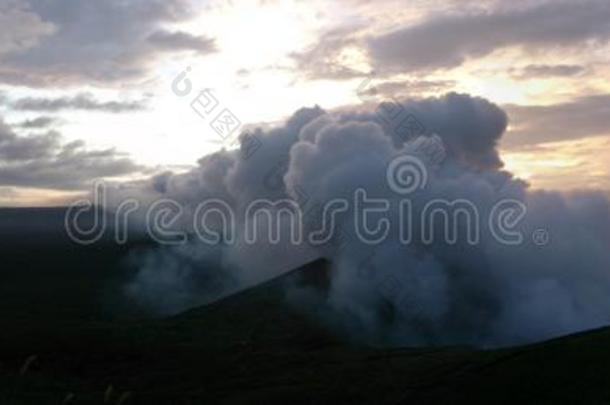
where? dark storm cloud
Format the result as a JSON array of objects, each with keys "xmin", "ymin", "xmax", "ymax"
[
  {"xmin": 12, "ymin": 93, "xmax": 147, "ymax": 113},
  {"xmin": 360, "ymin": 79, "xmax": 456, "ymax": 98},
  {"xmin": 147, "ymin": 30, "xmax": 216, "ymax": 53},
  {"xmin": 0, "ymin": 0, "xmax": 216, "ymax": 87},
  {"xmin": 290, "ymin": 26, "xmax": 367, "ymax": 81},
  {"xmin": 0, "ymin": 0, "xmax": 55, "ymax": 54},
  {"xmin": 511, "ymin": 64, "xmax": 588, "ymax": 79},
  {"xmin": 368, "ymin": 0, "xmax": 610, "ymax": 73},
  {"xmin": 0, "ymin": 116, "xmax": 142, "ymax": 189},
  {"xmin": 16, "ymin": 116, "xmax": 60, "ymax": 129},
  {"xmin": 503, "ymin": 94, "xmax": 610, "ymax": 148},
  {"xmin": 0, "ymin": 147, "xmax": 140, "ymax": 190},
  {"xmin": 0, "ymin": 125, "xmax": 60, "ymax": 161}
]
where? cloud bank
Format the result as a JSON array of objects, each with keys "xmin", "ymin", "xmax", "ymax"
[
  {"xmin": 101, "ymin": 92, "xmax": 610, "ymax": 348},
  {"xmin": 11, "ymin": 93, "xmax": 147, "ymax": 113},
  {"xmin": 0, "ymin": 0, "xmax": 216, "ymax": 86},
  {"xmin": 367, "ymin": 0, "xmax": 610, "ymax": 74},
  {"xmin": 504, "ymin": 94, "xmax": 610, "ymax": 147},
  {"xmin": 0, "ymin": 115, "xmax": 142, "ymax": 189}
]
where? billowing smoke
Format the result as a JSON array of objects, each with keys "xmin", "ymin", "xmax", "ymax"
[{"xmin": 105, "ymin": 93, "xmax": 610, "ymax": 348}]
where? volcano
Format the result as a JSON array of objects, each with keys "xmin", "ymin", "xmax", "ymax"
[{"xmin": 1, "ymin": 217, "xmax": 610, "ymax": 404}]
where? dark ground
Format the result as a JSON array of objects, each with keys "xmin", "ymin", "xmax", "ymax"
[{"xmin": 1, "ymin": 208, "xmax": 610, "ymax": 404}]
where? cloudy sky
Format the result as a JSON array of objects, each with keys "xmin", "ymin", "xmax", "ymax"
[{"xmin": 0, "ymin": 0, "xmax": 608, "ymax": 206}]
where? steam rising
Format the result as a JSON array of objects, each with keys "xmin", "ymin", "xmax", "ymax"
[{"xmin": 109, "ymin": 93, "xmax": 610, "ymax": 348}]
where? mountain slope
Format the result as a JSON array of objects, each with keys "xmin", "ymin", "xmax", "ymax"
[{"xmin": 1, "ymin": 218, "xmax": 610, "ymax": 404}]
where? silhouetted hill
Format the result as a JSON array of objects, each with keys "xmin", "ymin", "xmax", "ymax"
[{"xmin": 1, "ymin": 208, "xmax": 610, "ymax": 404}]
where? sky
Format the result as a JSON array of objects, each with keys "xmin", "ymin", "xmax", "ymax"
[{"xmin": 0, "ymin": 0, "xmax": 609, "ymax": 206}]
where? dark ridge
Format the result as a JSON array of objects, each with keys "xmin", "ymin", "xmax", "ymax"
[
  {"xmin": 177, "ymin": 258, "xmax": 331, "ymax": 320},
  {"xmin": 3, "ymin": 211, "xmax": 610, "ymax": 403}
]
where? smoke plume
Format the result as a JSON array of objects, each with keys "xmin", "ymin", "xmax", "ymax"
[{"xmin": 107, "ymin": 93, "xmax": 610, "ymax": 348}]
